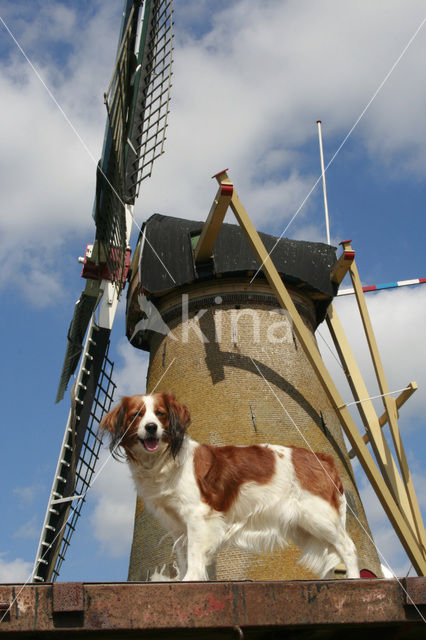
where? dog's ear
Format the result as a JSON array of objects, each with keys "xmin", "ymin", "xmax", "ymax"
[
  {"xmin": 100, "ymin": 401, "xmax": 123, "ymax": 434},
  {"xmin": 99, "ymin": 398, "xmax": 129, "ymax": 460},
  {"xmin": 162, "ymin": 392, "xmax": 191, "ymax": 458}
]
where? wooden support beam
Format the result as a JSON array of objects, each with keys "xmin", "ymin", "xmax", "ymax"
[
  {"xmin": 347, "ymin": 248, "xmax": 426, "ymax": 561},
  {"xmin": 194, "ymin": 172, "xmax": 233, "ymax": 263},
  {"xmin": 330, "ymin": 241, "xmax": 355, "ymax": 285},
  {"xmin": 392, "ymin": 381, "xmax": 418, "ymax": 412},
  {"xmin": 348, "ymin": 382, "xmax": 418, "ymax": 457},
  {"xmin": 326, "ymin": 305, "xmax": 418, "ymax": 539},
  {"xmin": 215, "ymin": 172, "xmax": 426, "ymax": 575}
]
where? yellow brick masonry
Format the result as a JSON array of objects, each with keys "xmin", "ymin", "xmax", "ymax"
[{"xmin": 127, "ymin": 282, "xmax": 382, "ymax": 581}]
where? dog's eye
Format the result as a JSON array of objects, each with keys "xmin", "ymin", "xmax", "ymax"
[
  {"xmin": 155, "ymin": 411, "xmax": 165, "ymax": 417},
  {"xmin": 131, "ymin": 413, "xmax": 140, "ymax": 421}
]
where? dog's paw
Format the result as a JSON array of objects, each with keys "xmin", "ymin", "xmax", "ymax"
[{"xmin": 148, "ymin": 562, "xmax": 181, "ymax": 582}]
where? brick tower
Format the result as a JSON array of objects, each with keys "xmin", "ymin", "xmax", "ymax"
[{"xmin": 125, "ymin": 213, "xmax": 382, "ymax": 580}]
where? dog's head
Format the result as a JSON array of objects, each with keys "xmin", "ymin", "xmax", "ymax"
[{"xmin": 100, "ymin": 392, "xmax": 191, "ymax": 462}]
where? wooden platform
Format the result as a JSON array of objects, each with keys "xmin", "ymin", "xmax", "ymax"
[{"xmin": 0, "ymin": 578, "xmax": 425, "ymax": 638}]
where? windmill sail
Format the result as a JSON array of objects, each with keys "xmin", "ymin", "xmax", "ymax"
[
  {"xmin": 32, "ymin": 0, "xmax": 173, "ymax": 582},
  {"xmin": 34, "ymin": 321, "xmax": 116, "ymax": 583},
  {"xmin": 123, "ymin": 0, "xmax": 173, "ymax": 198},
  {"xmin": 55, "ymin": 290, "xmax": 99, "ymax": 404}
]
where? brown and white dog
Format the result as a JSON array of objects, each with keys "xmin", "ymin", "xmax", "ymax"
[{"xmin": 100, "ymin": 392, "xmax": 359, "ymax": 581}]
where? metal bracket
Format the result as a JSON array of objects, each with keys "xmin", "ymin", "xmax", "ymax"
[{"xmin": 53, "ymin": 582, "xmax": 84, "ymax": 614}]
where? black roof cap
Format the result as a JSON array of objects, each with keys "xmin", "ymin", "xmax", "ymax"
[{"xmin": 137, "ymin": 214, "xmax": 337, "ymax": 321}]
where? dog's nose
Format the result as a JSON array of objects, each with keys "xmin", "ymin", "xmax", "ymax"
[{"xmin": 145, "ymin": 423, "xmax": 157, "ymax": 435}]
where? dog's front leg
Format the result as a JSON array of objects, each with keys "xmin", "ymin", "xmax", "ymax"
[
  {"xmin": 182, "ymin": 523, "xmax": 213, "ymax": 581},
  {"xmin": 174, "ymin": 536, "xmax": 188, "ymax": 580}
]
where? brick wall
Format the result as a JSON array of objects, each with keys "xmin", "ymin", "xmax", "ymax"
[{"xmin": 128, "ymin": 282, "xmax": 382, "ymax": 580}]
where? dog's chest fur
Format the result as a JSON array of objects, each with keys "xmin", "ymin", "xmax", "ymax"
[{"xmin": 129, "ymin": 439, "xmax": 206, "ymax": 531}]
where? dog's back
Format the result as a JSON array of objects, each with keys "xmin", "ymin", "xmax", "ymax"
[{"xmin": 191, "ymin": 442, "xmax": 355, "ymax": 579}]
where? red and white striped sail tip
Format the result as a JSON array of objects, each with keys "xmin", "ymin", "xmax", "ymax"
[{"xmin": 338, "ymin": 278, "xmax": 426, "ymax": 296}]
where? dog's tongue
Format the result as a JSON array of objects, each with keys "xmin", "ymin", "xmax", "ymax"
[{"xmin": 144, "ymin": 438, "xmax": 159, "ymax": 452}]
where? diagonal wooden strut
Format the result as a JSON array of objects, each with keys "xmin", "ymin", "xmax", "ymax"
[
  {"xmin": 194, "ymin": 172, "xmax": 233, "ymax": 263},
  {"xmin": 342, "ymin": 242, "xmax": 426, "ymax": 560},
  {"xmin": 195, "ymin": 169, "xmax": 426, "ymax": 575},
  {"xmin": 326, "ymin": 305, "xmax": 420, "ymax": 545}
]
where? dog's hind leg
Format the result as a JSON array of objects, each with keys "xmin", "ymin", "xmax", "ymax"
[
  {"xmin": 296, "ymin": 512, "xmax": 359, "ymax": 579},
  {"xmin": 332, "ymin": 530, "xmax": 359, "ymax": 578},
  {"xmin": 293, "ymin": 527, "xmax": 340, "ymax": 578}
]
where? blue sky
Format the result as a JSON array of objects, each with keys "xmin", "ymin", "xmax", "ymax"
[{"xmin": 0, "ymin": 0, "xmax": 425, "ymax": 583}]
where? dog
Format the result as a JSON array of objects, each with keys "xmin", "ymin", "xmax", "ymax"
[{"xmin": 100, "ymin": 392, "xmax": 359, "ymax": 581}]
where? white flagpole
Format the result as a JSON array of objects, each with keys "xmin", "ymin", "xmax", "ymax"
[{"xmin": 317, "ymin": 120, "xmax": 331, "ymax": 245}]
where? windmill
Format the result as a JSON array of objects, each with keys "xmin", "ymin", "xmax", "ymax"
[
  {"xmin": 32, "ymin": 0, "xmax": 174, "ymax": 583},
  {"xmin": 124, "ymin": 171, "xmax": 426, "ymax": 580},
  {"xmin": 30, "ymin": 0, "xmax": 426, "ymax": 585}
]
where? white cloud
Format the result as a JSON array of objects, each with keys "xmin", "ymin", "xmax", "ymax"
[
  {"xmin": 14, "ymin": 516, "xmax": 39, "ymax": 540},
  {"xmin": 0, "ymin": 13, "xmax": 110, "ymax": 238},
  {"xmin": 2, "ymin": 1, "xmax": 426, "ymax": 307},
  {"xmin": 0, "ymin": 555, "xmax": 32, "ymax": 583},
  {"xmin": 0, "ymin": 1, "xmax": 121, "ymax": 305},
  {"xmin": 138, "ymin": 0, "xmax": 426, "ymax": 227},
  {"xmin": 113, "ymin": 338, "xmax": 150, "ymax": 398},
  {"xmin": 13, "ymin": 484, "xmax": 43, "ymax": 507},
  {"xmin": 88, "ymin": 451, "xmax": 135, "ymax": 559}
]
